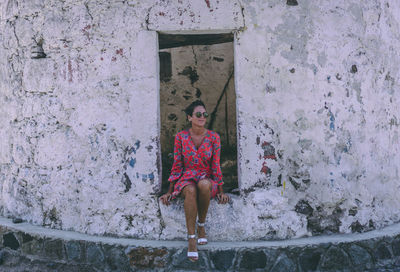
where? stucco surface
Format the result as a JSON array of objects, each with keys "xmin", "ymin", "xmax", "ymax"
[{"xmin": 0, "ymin": 0, "xmax": 399, "ymax": 241}]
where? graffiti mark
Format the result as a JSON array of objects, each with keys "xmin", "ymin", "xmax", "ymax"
[
  {"xmin": 260, "ymin": 162, "xmax": 271, "ymax": 176},
  {"xmin": 116, "ymin": 48, "xmax": 124, "ymax": 56},
  {"xmin": 67, "ymin": 59, "xmax": 73, "ymax": 83},
  {"xmin": 205, "ymin": 0, "xmax": 211, "ymax": 8},
  {"xmin": 123, "ymin": 173, "xmax": 132, "ymax": 192},
  {"xmin": 81, "ymin": 24, "xmax": 91, "ymax": 40},
  {"xmin": 129, "ymin": 158, "xmax": 136, "ymax": 168},
  {"xmin": 262, "ymin": 141, "xmax": 276, "ymax": 160},
  {"xmin": 329, "ymin": 110, "xmax": 335, "ymax": 131}
]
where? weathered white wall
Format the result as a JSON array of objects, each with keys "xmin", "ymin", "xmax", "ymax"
[{"xmin": 0, "ymin": 0, "xmax": 399, "ymax": 240}]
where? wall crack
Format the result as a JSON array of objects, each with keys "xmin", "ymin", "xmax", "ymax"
[{"xmin": 84, "ymin": 1, "xmax": 93, "ymax": 20}]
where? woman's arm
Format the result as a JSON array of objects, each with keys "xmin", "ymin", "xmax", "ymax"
[
  {"xmin": 217, "ymin": 185, "xmax": 229, "ymax": 204},
  {"xmin": 168, "ymin": 133, "xmax": 184, "ymax": 183},
  {"xmin": 211, "ymin": 133, "xmax": 229, "ymax": 204},
  {"xmin": 160, "ymin": 182, "xmax": 175, "ymax": 206},
  {"xmin": 160, "ymin": 133, "xmax": 183, "ymax": 206},
  {"xmin": 211, "ymin": 133, "xmax": 223, "ymax": 185}
]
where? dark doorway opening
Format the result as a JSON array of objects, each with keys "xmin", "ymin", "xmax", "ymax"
[{"xmin": 159, "ymin": 33, "xmax": 238, "ymax": 194}]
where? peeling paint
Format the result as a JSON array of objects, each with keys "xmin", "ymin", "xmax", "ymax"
[{"xmin": 0, "ymin": 0, "xmax": 399, "ymax": 242}]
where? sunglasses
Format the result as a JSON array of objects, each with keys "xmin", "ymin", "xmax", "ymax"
[{"xmin": 194, "ymin": 112, "xmax": 209, "ymax": 118}]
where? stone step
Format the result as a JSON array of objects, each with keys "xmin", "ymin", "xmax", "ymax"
[{"xmin": 0, "ymin": 217, "xmax": 400, "ymax": 271}]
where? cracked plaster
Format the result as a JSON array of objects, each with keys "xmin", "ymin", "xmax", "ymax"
[{"xmin": 0, "ymin": 0, "xmax": 399, "ymax": 241}]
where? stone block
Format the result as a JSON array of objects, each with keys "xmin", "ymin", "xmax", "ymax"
[
  {"xmin": 0, "ymin": 249, "xmax": 5, "ymax": 265},
  {"xmin": 20, "ymin": 237, "xmax": 44, "ymax": 256},
  {"xmin": 239, "ymin": 250, "xmax": 267, "ymax": 270},
  {"xmin": 126, "ymin": 246, "xmax": 169, "ymax": 269},
  {"xmin": 392, "ymin": 238, "xmax": 400, "ymax": 256},
  {"xmin": 3, "ymin": 232, "xmax": 20, "ymax": 250},
  {"xmin": 65, "ymin": 240, "xmax": 83, "ymax": 262},
  {"xmin": 298, "ymin": 247, "xmax": 324, "ymax": 272},
  {"xmin": 170, "ymin": 248, "xmax": 209, "ymax": 270},
  {"xmin": 43, "ymin": 239, "xmax": 64, "ymax": 260},
  {"xmin": 86, "ymin": 243, "xmax": 105, "ymax": 265},
  {"xmin": 21, "ymin": 233, "xmax": 33, "ymax": 243},
  {"xmin": 374, "ymin": 242, "xmax": 393, "ymax": 260},
  {"xmin": 103, "ymin": 245, "xmax": 130, "ymax": 271},
  {"xmin": 210, "ymin": 249, "xmax": 236, "ymax": 271},
  {"xmin": 320, "ymin": 246, "xmax": 350, "ymax": 270},
  {"xmin": 347, "ymin": 244, "xmax": 374, "ymax": 270},
  {"xmin": 270, "ymin": 253, "xmax": 296, "ymax": 272}
]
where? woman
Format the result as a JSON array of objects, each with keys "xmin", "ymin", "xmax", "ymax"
[{"xmin": 160, "ymin": 100, "xmax": 230, "ymax": 262}]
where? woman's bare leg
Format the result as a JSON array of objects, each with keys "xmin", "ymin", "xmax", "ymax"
[
  {"xmin": 182, "ymin": 185, "xmax": 198, "ymax": 255},
  {"xmin": 197, "ymin": 179, "xmax": 211, "ymax": 241}
]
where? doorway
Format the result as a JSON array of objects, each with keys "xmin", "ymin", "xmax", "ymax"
[{"xmin": 158, "ymin": 33, "xmax": 238, "ymax": 194}]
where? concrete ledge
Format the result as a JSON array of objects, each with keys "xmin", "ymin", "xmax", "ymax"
[{"xmin": 0, "ymin": 217, "xmax": 400, "ymax": 271}]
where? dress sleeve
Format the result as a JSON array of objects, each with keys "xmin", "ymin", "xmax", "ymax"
[
  {"xmin": 211, "ymin": 133, "xmax": 223, "ymax": 185},
  {"xmin": 168, "ymin": 133, "xmax": 183, "ymax": 183}
]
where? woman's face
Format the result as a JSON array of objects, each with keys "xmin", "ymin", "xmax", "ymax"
[{"xmin": 190, "ymin": 105, "xmax": 207, "ymax": 127}]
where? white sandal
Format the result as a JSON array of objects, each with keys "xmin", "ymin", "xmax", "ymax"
[
  {"xmin": 197, "ymin": 221, "xmax": 208, "ymax": 245},
  {"xmin": 187, "ymin": 234, "xmax": 198, "ymax": 262}
]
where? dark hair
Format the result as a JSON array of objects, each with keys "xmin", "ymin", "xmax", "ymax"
[{"xmin": 183, "ymin": 100, "xmax": 206, "ymax": 117}]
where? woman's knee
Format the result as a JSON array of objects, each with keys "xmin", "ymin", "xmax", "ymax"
[
  {"xmin": 197, "ymin": 179, "xmax": 211, "ymax": 192},
  {"xmin": 183, "ymin": 185, "xmax": 197, "ymax": 198}
]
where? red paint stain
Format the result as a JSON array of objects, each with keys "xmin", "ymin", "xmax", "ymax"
[
  {"xmin": 260, "ymin": 162, "xmax": 269, "ymax": 174},
  {"xmin": 100, "ymin": 57, "xmax": 103, "ymax": 61},
  {"xmin": 261, "ymin": 141, "xmax": 269, "ymax": 148},
  {"xmin": 205, "ymin": 0, "xmax": 210, "ymax": 8},
  {"xmin": 159, "ymin": 12, "xmax": 165, "ymax": 16},
  {"xmin": 264, "ymin": 155, "xmax": 276, "ymax": 160},
  {"xmin": 116, "ymin": 48, "xmax": 124, "ymax": 56},
  {"xmin": 82, "ymin": 25, "xmax": 91, "ymax": 40},
  {"xmin": 111, "ymin": 56, "xmax": 117, "ymax": 62}
]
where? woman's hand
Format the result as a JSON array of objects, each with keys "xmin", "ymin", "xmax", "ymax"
[
  {"xmin": 159, "ymin": 193, "xmax": 172, "ymax": 206},
  {"xmin": 216, "ymin": 193, "xmax": 230, "ymax": 204}
]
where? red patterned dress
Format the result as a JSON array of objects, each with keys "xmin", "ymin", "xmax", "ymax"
[{"xmin": 168, "ymin": 129, "xmax": 223, "ymax": 199}]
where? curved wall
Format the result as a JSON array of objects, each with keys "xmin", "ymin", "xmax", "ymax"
[{"xmin": 0, "ymin": 0, "xmax": 399, "ymax": 240}]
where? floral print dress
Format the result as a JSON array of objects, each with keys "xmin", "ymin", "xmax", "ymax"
[{"xmin": 168, "ymin": 129, "xmax": 223, "ymax": 199}]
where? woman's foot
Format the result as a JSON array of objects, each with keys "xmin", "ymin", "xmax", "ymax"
[
  {"xmin": 197, "ymin": 222, "xmax": 208, "ymax": 245},
  {"xmin": 187, "ymin": 235, "xmax": 198, "ymax": 262}
]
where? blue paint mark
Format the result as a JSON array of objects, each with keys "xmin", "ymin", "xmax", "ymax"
[
  {"xmin": 329, "ymin": 111, "xmax": 335, "ymax": 131},
  {"xmin": 335, "ymin": 154, "xmax": 341, "ymax": 165},
  {"xmin": 142, "ymin": 174, "xmax": 147, "ymax": 182},
  {"xmin": 134, "ymin": 140, "xmax": 141, "ymax": 152},
  {"xmin": 129, "ymin": 140, "xmax": 141, "ymax": 154},
  {"xmin": 330, "ymin": 179, "xmax": 334, "ymax": 186},
  {"xmin": 330, "ymin": 172, "xmax": 333, "ymax": 175},
  {"xmin": 136, "ymin": 172, "xmax": 139, "ymax": 179},
  {"xmin": 148, "ymin": 173, "xmax": 154, "ymax": 182},
  {"xmin": 129, "ymin": 158, "xmax": 136, "ymax": 168},
  {"xmin": 327, "ymin": 76, "xmax": 331, "ymax": 83}
]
